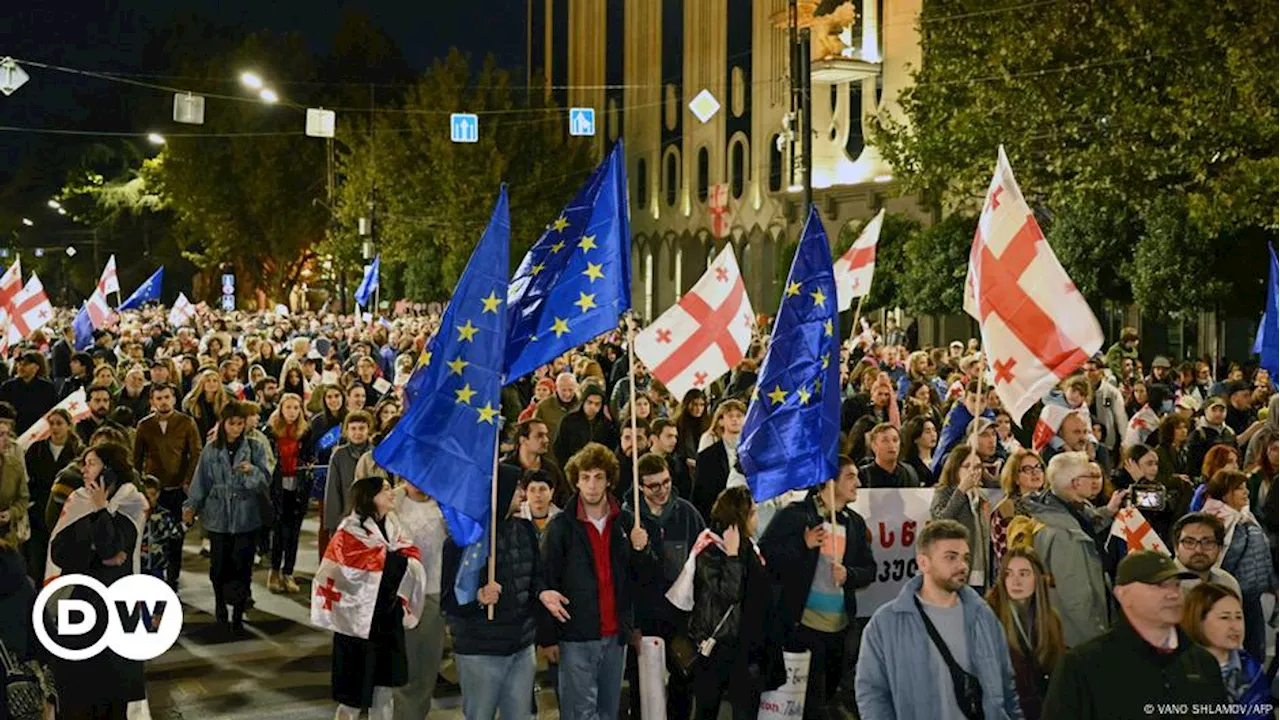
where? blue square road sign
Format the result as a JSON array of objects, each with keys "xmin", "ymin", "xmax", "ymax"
[
  {"xmin": 569, "ymin": 107, "xmax": 595, "ymax": 137},
  {"xmin": 450, "ymin": 113, "xmax": 479, "ymax": 143}
]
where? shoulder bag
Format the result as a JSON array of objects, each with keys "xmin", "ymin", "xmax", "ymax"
[{"xmin": 914, "ymin": 596, "xmax": 984, "ymax": 720}]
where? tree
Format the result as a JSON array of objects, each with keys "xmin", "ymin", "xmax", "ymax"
[
  {"xmin": 331, "ymin": 50, "xmax": 595, "ymax": 301},
  {"xmin": 831, "ymin": 212, "xmax": 922, "ymax": 312},
  {"xmin": 897, "ymin": 213, "xmax": 977, "ymax": 315},
  {"xmin": 870, "ymin": 0, "xmax": 1277, "ymax": 310}
]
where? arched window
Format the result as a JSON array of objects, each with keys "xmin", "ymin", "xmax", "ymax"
[
  {"xmin": 635, "ymin": 158, "xmax": 647, "ymax": 209},
  {"xmin": 729, "ymin": 137, "xmax": 747, "ymax": 199},
  {"xmin": 768, "ymin": 134, "xmax": 783, "ymax": 192},
  {"xmin": 696, "ymin": 147, "xmax": 710, "ymax": 203},
  {"xmin": 664, "ymin": 148, "xmax": 679, "ymax": 207}
]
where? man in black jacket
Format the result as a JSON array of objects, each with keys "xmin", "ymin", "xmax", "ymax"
[
  {"xmin": 442, "ymin": 464, "xmax": 546, "ymax": 719},
  {"xmin": 759, "ymin": 456, "xmax": 876, "ymax": 720},
  {"xmin": 538, "ymin": 442, "xmax": 660, "ymax": 720},
  {"xmin": 553, "ymin": 384, "xmax": 619, "ymax": 466},
  {"xmin": 0, "ymin": 352, "xmax": 56, "ymax": 434}
]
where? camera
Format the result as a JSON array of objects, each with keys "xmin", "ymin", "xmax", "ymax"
[{"xmin": 1131, "ymin": 483, "xmax": 1167, "ymax": 512}]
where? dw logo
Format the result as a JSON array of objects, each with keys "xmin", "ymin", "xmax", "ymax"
[{"xmin": 32, "ymin": 574, "xmax": 183, "ymax": 661}]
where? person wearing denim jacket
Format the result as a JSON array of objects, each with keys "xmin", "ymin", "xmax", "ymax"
[{"xmin": 184, "ymin": 402, "xmax": 272, "ymax": 633}]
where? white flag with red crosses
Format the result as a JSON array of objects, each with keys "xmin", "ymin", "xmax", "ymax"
[
  {"xmin": 834, "ymin": 208, "xmax": 885, "ymax": 311},
  {"xmin": 1110, "ymin": 506, "xmax": 1170, "ymax": 556},
  {"xmin": 963, "ymin": 147, "xmax": 1103, "ymax": 423},
  {"xmin": 18, "ymin": 388, "xmax": 92, "ymax": 451}
]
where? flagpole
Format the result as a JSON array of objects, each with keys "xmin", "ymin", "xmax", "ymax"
[
  {"xmin": 626, "ymin": 313, "xmax": 641, "ymax": 530},
  {"xmin": 487, "ymin": 428, "xmax": 499, "ymax": 621}
]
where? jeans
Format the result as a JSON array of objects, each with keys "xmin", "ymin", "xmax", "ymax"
[
  {"xmin": 558, "ymin": 637, "xmax": 626, "ymax": 720},
  {"xmin": 787, "ymin": 624, "xmax": 848, "ymax": 720},
  {"xmin": 392, "ymin": 595, "xmax": 446, "ymax": 720},
  {"xmin": 270, "ymin": 490, "xmax": 306, "ymax": 575},
  {"xmin": 455, "ymin": 646, "xmax": 536, "ymax": 720},
  {"xmin": 156, "ymin": 488, "xmax": 186, "ymax": 589}
]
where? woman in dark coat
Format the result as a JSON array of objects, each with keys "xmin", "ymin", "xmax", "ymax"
[
  {"xmin": 23, "ymin": 408, "xmax": 82, "ymax": 581},
  {"xmin": 686, "ymin": 486, "xmax": 785, "ymax": 720},
  {"xmin": 48, "ymin": 441, "xmax": 147, "ymax": 719}
]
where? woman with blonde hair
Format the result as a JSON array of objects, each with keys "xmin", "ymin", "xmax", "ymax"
[
  {"xmin": 264, "ymin": 393, "xmax": 311, "ymax": 593},
  {"xmin": 183, "ymin": 368, "xmax": 231, "ymax": 439},
  {"xmin": 985, "ymin": 547, "xmax": 1066, "ymax": 720},
  {"xmin": 991, "ymin": 448, "xmax": 1045, "ymax": 561}
]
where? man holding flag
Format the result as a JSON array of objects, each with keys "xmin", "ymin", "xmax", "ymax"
[{"xmin": 742, "ymin": 206, "xmax": 875, "ymax": 718}]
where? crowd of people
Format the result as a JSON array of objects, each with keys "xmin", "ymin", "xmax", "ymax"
[{"xmin": 0, "ymin": 302, "xmax": 1275, "ymax": 720}]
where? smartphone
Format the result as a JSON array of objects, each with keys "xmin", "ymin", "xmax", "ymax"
[{"xmin": 1134, "ymin": 489, "xmax": 1162, "ymax": 509}]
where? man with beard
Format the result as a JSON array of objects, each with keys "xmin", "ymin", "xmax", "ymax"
[
  {"xmin": 76, "ymin": 385, "xmax": 123, "ymax": 445},
  {"xmin": 501, "ymin": 419, "xmax": 567, "ymax": 505},
  {"xmin": 1172, "ymin": 512, "xmax": 1242, "ymax": 598},
  {"xmin": 1041, "ymin": 552, "xmax": 1226, "ymax": 719},
  {"xmin": 856, "ymin": 519, "xmax": 1021, "ymax": 719},
  {"xmin": 133, "ymin": 383, "xmax": 204, "ymax": 589}
]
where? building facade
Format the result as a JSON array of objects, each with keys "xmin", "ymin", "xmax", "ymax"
[{"xmin": 529, "ymin": 0, "xmax": 930, "ymax": 320}]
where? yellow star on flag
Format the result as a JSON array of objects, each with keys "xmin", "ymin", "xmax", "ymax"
[
  {"xmin": 797, "ymin": 387, "xmax": 812, "ymax": 405},
  {"xmin": 480, "ymin": 291, "xmax": 502, "ymax": 314},
  {"xmin": 574, "ymin": 292, "xmax": 597, "ymax": 313},
  {"xmin": 456, "ymin": 320, "xmax": 479, "ymax": 342},
  {"xmin": 811, "ymin": 288, "xmax": 827, "ymax": 309},
  {"xmin": 446, "ymin": 357, "xmax": 468, "ymax": 376},
  {"xmin": 530, "ymin": 263, "xmax": 546, "ymax": 276},
  {"xmin": 582, "ymin": 262, "xmax": 605, "ymax": 283},
  {"xmin": 578, "ymin": 234, "xmax": 597, "ymax": 252},
  {"xmin": 550, "ymin": 240, "xmax": 566, "ymax": 253},
  {"xmin": 814, "ymin": 378, "xmax": 823, "ymax": 393},
  {"xmin": 418, "ymin": 350, "xmax": 431, "ymax": 368},
  {"xmin": 823, "ymin": 319, "xmax": 834, "ymax": 337},
  {"xmin": 551, "ymin": 317, "xmax": 570, "ymax": 337},
  {"xmin": 767, "ymin": 385, "xmax": 788, "ymax": 405},
  {"xmin": 551, "ymin": 215, "xmax": 570, "ymax": 233},
  {"xmin": 785, "ymin": 281, "xmax": 801, "ymax": 297},
  {"xmin": 476, "ymin": 402, "xmax": 499, "ymax": 424},
  {"xmin": 751, "ymin": 386, "xmax": 760, "ymax": 401},
  {"xmin": 454, "ymin": 383, "xmax": 477, "ymax": 405},
  {"xmin": 822, "ymin": 355, "xmax": 830, "ymax": 369}
]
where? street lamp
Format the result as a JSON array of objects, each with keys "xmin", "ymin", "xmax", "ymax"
[
  {"xmin": 147, "ymin": 133, "xmax": 166, "ymax": 145},
  {"xmin": 47, "ymin": 200, "xmax": 60, "ymax": 209},
  {"xmin": 56, "ymin": 207, "xmax": 67, "ymax": 216},
  {"xmin": 21, "ymin": 218, "xmax": 33, "ymax": 227},
  {"xmin": 259, "ymin": 88, "xmax": 279, "ymax": 104},
  {"xmin": 240, "ymin": 71, "xmax": 263, "ymax": 90}
]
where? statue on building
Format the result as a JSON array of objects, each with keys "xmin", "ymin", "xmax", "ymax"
[{"xmin": 772, "ymin": 0, "xmax": 858, "ymax": 61}]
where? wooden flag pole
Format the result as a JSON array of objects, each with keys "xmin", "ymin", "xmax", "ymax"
[
  {"xmin": 487, "ymin": 429, "xmax": 500, "ymax": 621},
  {"xmin": 626, "ymin": 313, "xmax": 641, "ymax": 530}
]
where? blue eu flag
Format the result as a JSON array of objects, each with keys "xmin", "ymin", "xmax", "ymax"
[
  {"xmin": 373, "ymin": 187, "xmax": 510, "ymax": 546},
  {"xmin": 355, "ymin": 255, "xmax": 380, "ymax": 308},
  {"xmin": 739, "ymin": 205, "xmax": 842, "ymax": 502},
  {"xmin": 118, "ymin": 267, "xmax": 164, "ymax": 310},
  {"xmin": 73, "ymin": 304, "xmax": 95, "ymax": 350},
  {"xmin": 504, "ymin": 141, "xmax": 631, "ymax": 382},
  {"xmin": 1253, "ymin": 244, "xmax": 1278, "ymax": 379}
]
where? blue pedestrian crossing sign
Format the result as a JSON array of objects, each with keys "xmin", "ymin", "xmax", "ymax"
[
  {"xmin": 450, "ymin": 113, "xmax": 479, "ymax": 143},
  {"xmin": 569, "ymin": 107, "xmax": 595, "ymax": 137}
]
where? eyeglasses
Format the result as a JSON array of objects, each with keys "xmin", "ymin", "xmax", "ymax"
[
  {"xmin": 1178, "ymin": 537, "xmax": 1219, "ymax": 550},
  {"xmin": 642, "ymin": 479, "xmax": 671, "ymax": 492},
  {"xmin": 1018, "ymin": 465, "xmax": 1044, "ymax": 475}
]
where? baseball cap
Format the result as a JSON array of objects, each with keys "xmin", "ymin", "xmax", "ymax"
[
  {"xmin": 949, "ymin": 340, "xmax": 964, "ymax": 350},
  {"xmin": 966, "ymin": 417, "xmax": 996, "ymax": 437},
  {"xmin": 1152, "ymin": 356, "xmax": 1171, "ymax": 369},
  {"xmin": 1115, "ymin": 551, "xmax": 1197, "ymax": 586},
  {"xmin": 1205, "ymin": 396, "xmax": 1228, "ymax": 411},
  {"xmin": 1226, "ymin": 380, "xmax": 1252, "ymax": 397}
]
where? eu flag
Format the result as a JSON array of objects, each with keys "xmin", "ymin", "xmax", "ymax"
[
  {"xmin": 355, "ymin": 255, "xmax": 380, "ymax": 308},
  {"xmin": 373, "ymin": 187, "xmax": 510, "ymax": 545},
  {"xmin": 1254, "ymin": 243, "xmax": 1278, "ymax": 378},
  {"xmin": 118, "ymin": 267, "xmax": 164, "ymax": 310},
  {"xmin": 73, "ymin": 304, "xmax": 95, "ymax": 350},
  {"xmin": 504, "ymin": 141, "xmax": 631, "ymax": 382},
  {"xmin": 739, "ymin": 205, "xmax": 842, "ymax": 502}
]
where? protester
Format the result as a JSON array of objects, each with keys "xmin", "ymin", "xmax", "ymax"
[
  {"xmin": 1172, "ymin": 512, "xmax": 1243, "ymax": 598},
  {"xmin": 859, "ymin": 423, "xmax": 922, "ymax": 488},
  {"xmin": 760, "ymin": 456, "xmax": 875, "ymax": 719},
  {"xmin": 1189, "ymin": 396, "xmax": 1238, "ymax": 475},
  {"xmin": 691, "ymin": 399, "xmax": 746, "ymax": 521},
  {"xmin": 263, "ymin": 392, "xmax": 310, "ymax": 593},
  {"xmin": 1041, "ymin": 551, "xmax": 1227, "ymax": 719},
  {"xmin": 503, "ymin": 418, "xmax": 568, "ymax": 504},
  {"xmin": 673, "ymin": 389, "xmax": 711, "ymax": 462},
  {"xmin": 133, "ymin": 382, "xmax": 203, "ymax": 589},
  {"xmin": 553, "ymin": 384, "xmax": 617, "ymax": 469},
  {"xmin": 647, "ymin": 417, "xmax": 693, "ymax": 500},
  {"xmin": 0, "ymin": 351, "xmax": 57, "ymax": 434},
  {"xmin": 392, "ymin": 467, "xmax": 448, "ymax": 720},
  {"xmin": 306, "ymin": 384, "xmax": 347, "ymax": 557},
  {"xmin": 23, "ymin": 407, "xmax": 81, "ymax": 580},
  {"xmin": 138, "ymin": 474, "xmax": 186, "ymax": 584},
  {"xmin": 535, "ymin": 372, "xmax": 580, "ymax": 453},
  {"xmin": 183, "ymin": 368, "xmax": 231, "ymax": 439},
  {"xmin": 900, "ymin": 415, "xmax": 938, "ymax": 485},
  {"xmin": 1180, "ymin": 582, "xmax": 1277, "ymax": 718},
  {"xmin": 855, "ymin": 519, "xmax": 1023, "ymax": 720},
  {"xmin": 184, "ymin": 402, "xmax": 273, "ymax": 633},
  {"xmin": 1198, "ymin": 469, "xmax": 1276, "ymax": 662},
  {"xmin": 1246, "ymin": 437, "xmax": 1278, "ymax": 568},
  {"xmin": 991, "ymin": 448, "xmax": 1044, "ymax": 562},
  {"xmin": 322, "ymin": 410, "xmax": 373, "ymax": 546},
  {"xmin": 985, "ymin": 547, "xmax": 1066, "ymax": 720}
]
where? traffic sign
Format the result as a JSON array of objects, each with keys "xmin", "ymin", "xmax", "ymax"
[
  {"xmin": 306, "ymin": 108, "xmax": 336, "ymax": 138},
  {"xmin": 689, "ymin": 89, "xmax": 721, "ymax": 124},
  {"xmin": 221, "ymin": 295, "xmax": 235, "ymax": 311},
  {"xmin": 173, "ymin": 93, "xmax": 205, "ymax": 125},
  {"xmin": 569, "ymin": 107, "xmax": 595, "ymax": 137},
  {"xmin": 0, "ymin": 58, "xmax": 29, "ymax": 97},
  {"xmin": 450, "ymin": 113, "xmax": 479, "ymax": 143}
]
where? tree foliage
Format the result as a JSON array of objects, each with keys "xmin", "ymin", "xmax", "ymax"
[
  {"xmin": 870, "ymin": 0, "xmax": 1277, "ymax": 312},
  {"xmin": 897, "ymin": 213, "xmax": 976, "ymax": 315}
]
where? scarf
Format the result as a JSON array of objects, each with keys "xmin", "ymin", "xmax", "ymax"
[
  {"xmin": 45, "ymin": 482, "xmax": 147, "ymax": 584},
  {"xmin": 310, "ymin": 511, "xmax": 426, "ymax": 639},
  {"xmin": 1200, "ymin": 498, "xmax": 1255, "ymax": 570}
]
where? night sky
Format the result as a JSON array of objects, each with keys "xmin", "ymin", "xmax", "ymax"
[{"xmin": 0, "ymin": 0, "xmax": 529, "ymax": 221}]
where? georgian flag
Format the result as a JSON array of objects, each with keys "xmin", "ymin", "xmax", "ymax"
[
  {"xmin": 5, "ymin": 274, "xmax": 54, "ymax": 345},
  {"xmin": 311, "ymin": 512, "xmax": 427, "ymax": 639},
  {"xmin": 46, "ymin": 481, "xmax": 147, "ymax": 584},
  {"xmin": 169, "ymin": 292, "xmax": 197, "ymax": 327},
  {"xmin": 834, "ymin": 208, "xmax": 885, "ymax": 311},
  {"xmin": 1109, "ymin": 506, "xmax": 1170, "ymax": 556},
  {"xmin": 635, "ymin": 245, "xmax": 755, "ymax": 402},
  {"xmin": 19, "ymin": 389, "xmax": 92, "ymax": 451},
  {"xmin": 85, "ymin": 287, "xmax": 115, "ymax": 329},
  {"xmin": 98, "ymin": 254, "xmax": 120, "ymax": 296},
  {"xmin": 665, "ymin": 528, "xmax": 764, "ymax": 611},
  {"xmin": 0, "ymin": 259, "xmax": 22, "ymax": 336},
  {"xmin": 1031, "ymin": 402, "xmax": 1094, "ymax": 452}
]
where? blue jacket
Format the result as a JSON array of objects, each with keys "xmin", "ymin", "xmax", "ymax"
[
  {"xmin": 855, "ymin": 575, "xmax": 1024, "ymax": 720},
  {"xmin": 186, "ymin": 438, "xmax": 272, "ymax": 534}
]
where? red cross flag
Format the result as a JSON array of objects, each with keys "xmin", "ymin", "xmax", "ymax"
[
  {"xmin": 834, "ymin": 208, "xmax": 885, "ymax": 312},
  {"xmin": 168, "ymin": 292, "xmax": 197, "ymax": 327},
  {"xmin": 635, "ymin": 244, "xmax": 754, "ymax": 401},
  {"xmin": 1110, "ymin": 506, "xmax": 1170, "ymax": 555},
  {"xmin": 311, "ymin": 513, "xmax": 426, "ymax": 639},
  {"xmin": 18, "ymin": 388, "xmax": 93, "ymax": 451},
  {"xmin": 708, "ymin": 183, "xmax": 733, "ymax": 239},
  {"xmin": 85, "ymin": 287, "xmax": 115, "ymax": 329},
  {"xmin": 963, "ymin": 147, "xmax": 1103, "ymax": 423},
  {"xmin": 5, "ymin": 274, "xmax": 53, "ymax": 345},
  {"xmin": 97, "ymin": 254, "xmax": 119, "ymax": 296},
  {"xmin": 0, "ymin": 259, "xmax": 22, "ymax": 343}
]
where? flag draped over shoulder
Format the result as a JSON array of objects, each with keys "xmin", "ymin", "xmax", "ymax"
[
  {"xmin": 310, "ymin": 512, "xmax": 426, "ymax": 639},
  {"xmin": 373, "ymin": 187, "xmax": 510, "ymax": 546},
  {"xmin": 504, "ymin": 141, "xmax": 631, "ymax": 382},
  {"xmin": 739, "ymin": 205, "xmax": 842, "ymax": 502},
  {"xmin": 45, "ymin": 481, "xmax": 147, "ymax": 584}
]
